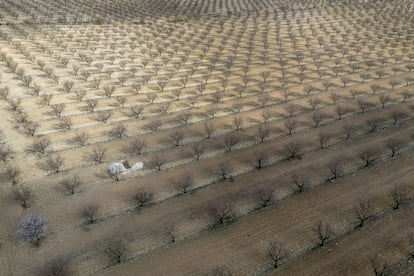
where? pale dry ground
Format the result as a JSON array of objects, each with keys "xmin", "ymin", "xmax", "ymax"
[
  {"xmin": 0, "ymin": 0, "xmax": 414, "ymax": 275},
  {"xmin": 105, "ymin": 151, "xmax": 414, "ymax": 275}
]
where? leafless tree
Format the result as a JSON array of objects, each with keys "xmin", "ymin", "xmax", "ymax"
[
  {"xmin": 389, "ymin": 184, "xmax": 409, "ymax": 210},
  {"xmin": 208, "ymin": 201, "xmax": 234, "ymax": 225},
  {"xmin": 60, "ymin": 176, "xmax": 81, "ymax": 195},
  {"xmin": 73, "ymin": 131, "xmax": 89, "ymax": 146},
  {"xmin": 384, "ymin": 138, "xmax": 405, "ymax": 157},
  {"xmin": 313, "ymin": 219, "xmax": 334, "ymax": 246},
  {"xmin": 256, "ymin": 125, "xmax": 271, "ymax": 143},
  {"xmin": 116, "ymin": 96, "xmax": 127, "ymax": 108},
  {"xmin": 164, "ymin": 224, "xmax": 176, "ymax": 243},
  {"xmin": 268, "ymin": 240, "xmax": 289, "ymax": 268},
  {"xmin": 311, "ymin": 112, "xmax": 328, "ymax": 128},
  {"xmin": 145, "ymin": 120, "xmax": 162, "ymax": 132},
  {"xmin": 233, "ymin": 116, "xmax": 243, "ymax": 131},
  {"xmin": 390, "ymin": 111, "xmax": 406, "ymax": 125},
  {"xmin": 356, "ymin": 99, "xmax": 372, "ymax": 114},
  {"xmin": 335, "ymin": 105, "xmax": 348, "ymax": 120},
  {"xmin": 284, "ymin": 119, "xmax": 297, "ymax": 135},
  {"xmin": 105, "ymin": 237, "xmax": 128, "ymax": 265},
  {"xmin": 131, "ymin": 138, "xmax": 147, "ymax": 155},
  {"xmin": 12, "ymin": 185, "xmax": 32, "ymax": 209},
  {"xmin": 291, "ymin": 173, "xmax": 309, "ymax": 193},
  {"xmin": 308, "ymin": 97, "xmax": 322, "ymax": 111},
  {"xmin": 170, "ymin": 130, "xmax": 184, "ymax": 147},
  {"xmin": 176, "ymin": 173, "xmax": 193, "ymax": 194},
  {"xmin": 149, "ymin": 155, "xmax": 167, "ymax": 171},
  {"xmin": 26, "ymin": 137, "xmax": 51, "ymax": 154},
  {"xmin": 0, "ymin": 144, "xmax": 12, "ymax": 162},
  {"xmin": 328, "ymin": 160, "xmax": 342, "ymax": 180},
  {"xmin": 96, "ymin": 110, "xmax": 112, "ymax": 123},
  {"xmin": 261, "ymin": 110, "xmax": 272, "ymax": 123},
  {"xmin": 256, "ymin": 188, "xmax": 274, "ymax": 207},
  {"xmin": 224, "ymin": 134, "xmax": 239, "ymax": 152},
  {"xmin": 368, "ymin": 254, "xmax": 388, "ymax": 276},
  {"xmin": 217, "ymin": 162, "xmax": 232, "ymax": 180},
  {"xmin": 129, "ymin": 105, "xmax": 143, "ymax": 118},
  {"xmin": 359, "ymin": 148, "xmax": 379, "ymax": 167},
  {"xmin": 133, "ymin": 188, "xmax": 154, "ymax": 208},
  {"xmin": 342, "ymin": 125, "xmax": 356, "ymax": 140},
  {"xmin": 204, "ymin": 122, "xmax": 216, "ymax": 139},
  {"xmin": 22, "ymin": 121, "xmax": 39, "ymax": 136},
  {"xmin": 252, "ymin": 151, "xmax": 266, "ymax": 169},
  {"xmin": 108, "ymin": 124, "xmax": 127, "ymax": 139},
  {"xmin": 74, "ymin": 90, "xmax": 87, "ymax": 102},
  {"xmin": 285, "ymin": 141, "xmax": 302, "ymax": 160},
  {"xmin": 81, "ymin": 204, "xmax": 100, "ymax": 224},
  {"xmin": 354, "ymin": 199, "xmax": 373, "ymax": 228},
  {"xmin": 176, "ymin": 112, "xmax": 192, "ymax": 126},
  {"xmin": 49, "ymin": 103, "xmax": 66, "ymax": 118},
  {"xmin": 40, "ymin": 155, "xmax": 64, "ymax": 173},
  {"xmin": 85, "ymin": 99, "xmax": 98, "ymax": 112},
  {"xmin": 85, "ymin": 145, "xmax": 107, "ymax": 164},
  {"xmin": 8, "ymin": 98, "xmax": 21, "ymax": 111},
  {"xmin": 63, "ymin": 81, "xmax": 74, "ymax": 93},
  {"xmin": 378, "ymin": 94, "xmax": 390, "ymax": 108},
  {"xmin": 192, "ymin": 142, "xmax": 205, "ymax": 161},
  {"xmin": 318, "ymin": 132, "xmax": 330, "ymax": 149},
  {"xmin": 4, "ymin": 165, "xmax": 20, "ymax": 185},
  {"xmin": 56, "ymin": 117, "xmax": 73, "ymax": 131},
  {"xmin": 146, "ymin": 93, "xmax": 157, "ymax": 104}
]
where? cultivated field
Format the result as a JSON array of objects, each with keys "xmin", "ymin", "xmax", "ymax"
[{"xmin": 0, "ymin": 0, "xmax": 413, "ymax": 275}]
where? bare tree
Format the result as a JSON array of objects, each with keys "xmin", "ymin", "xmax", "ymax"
[
  {"xmin": 164, "ymin": 224, "xmax": 176, "ymax": 243},
  {"xmin": 311, "ymin": 112, "xmax": 328, "ymax": 128},
  {"xmin": 108, "ymin": 124, "xmax": 127, "ymax": 139},
  {"xmin": 256, "ymin": 125, "xmax": 271, "ymax": 143},
  {"xmin": 49, "ymin": 103, "xmax": 66, "ymax": 118},
  {"xmin": 26, "ymin": 138, "xmax": 51, "ymax": 154},
  {"xmin": 378, "ymin": 94, "xmax": 390, "ymax": 108},
  {"xmin": 85, "ymin": 145, "xmax": 107, "ymax": 164},
  {"xmin": 318, "ymin": 132, "xmax": 330, "ymax": 149},
  {"xmin": 368, "ymin": 254, "xmax": 388, "ymax": 276},
  {"xmin": 105, "ymin": 237, "xmax": 128, "ymax": 265},
  {"xmin": 217, "ymin": 162, "xmax": 232, "ymax": 180},
  {"xmin": 0, "ymin": 144, "xmax": 12, "ymax": 162},
  {"xmin": 308, "ymin": 97, "xmax": 322, "ymax": 111},
  {"xmin": 224, "ymin": 134, "xmax": 239, "ymax": 152},
  {"xmin": 390, "ymin": 111, "xmax": 406, "ymax": 125},
  {"xmin": 176, "ymin": 112, "xmax": 192, "ymax": 126},
  {"xmin": 291, "ymin": 173, "xmax": 308, "ymax": 193},
  {"xmin": 13, "ymin": 185, "xmax": 32, "ymax": 209},
  {"xmin": 284, "ymin": 119, "xmax": 297, "ymax": 135},
  {"xmin": 208, "ymin": 201, "xmax": 234, "ymax": 225},
  {"xmin": 40, "ymin": 155, "xmax": 64, "ymax": 173},
  {"xmin": 342, "ymin": 125, "xmax": 356, "ymax": 140},
  {"xmin": 96, "ymin": 110, "xmax": 112, "ymax": 123},
  {"xmin": 313, "ymin": 219, "xmax": 334, "ymax": 247},
  {"xmin": 285, "ymin": 141, "xmax": 302, "ymax": 160},
  {"xmin": 81, "ymin": 204, "xmax": 100, "ymax": 224},
  {"xmin": 133, "ymin": 188, "xmax": 154, "ymax": 208},
  {"xmin": 335, "ymin": 105, "xmax": 348, "ymax": 120},
  {"xmin": 63, "ymin": 81, "xmax": 74, "ymax": 93},
  {"xmin": 176, "ymin": 173, "xmax": 193, "ymax": 194},
  {"xmin": 233, "ymin": 116, "xmax": 243, "ymax": 131},
  {"xmin": 252, "ymin": 151, "xmax": 266, "ymax": 169},
  {"xmin": 74, "ymin": 90, "xmax": 87, "ymax": 102},
  {"xmin": 256, "ymin": 188, "xmax": 274, "ymax": 207},
  {"xmin": 328, "ymin": 160, "xmax": 342, "ymax": 180},
  {"xmin": 384, "ymin": 138, "xmax": 405, "ymax": 157},
  {"xmin": 354, "ymin": 199, "xmax": 373, "ymax": 228},
  {"xmin": 149, "ymin": 155, "xmax": 167, "ymax": 171},
  {"xmin": 129, "ymin": 105, "xmax": 143, "ymax": 118},
  {"xmin": 170, "ymin": 130, "xmax": 184, "ymax": 147},
  {"xmin": 56, "ymin": 117, "xmax": 73, "ymax": 131},
  {"xmin": 192, "ymin": 142, "xmax": 205, "ymax": 161},
  {"xmin": 204, "ymin": 122, "xmax": 216, "ymax": 139},
  {"xmin": 131, "ymin": 138, "xmax": 147, "ymax": 155},
  {"xmin": 145, "ymin": 120, "xmax": 162, "ymax": 132},
  {"xmin": 60, "ymin": 176, "xmax": 81, "ymax": 195},
  {"xmin": 268, "ymin": 240, "xmax": 289, "ymax": 268},
  {"xmin": 389, "ymin": 184, "xmax": 409, "ymax": 210},
  {"xmin": 359, "ymin": 148, "xmax": 379, "ymax": 167},
  {"xmin": 85, "ymin": 99, "xmax": 98, "ymax": 112},
  {"xmin": 73, "ymin": 131, "xmax": 89, "ymax": 146},
  {"xmin": 22, "ymin": 121, "xmax": 39, "ymax": 136},
  {"xmin": 4, "ymin": 166, "xmax": 20, "ymax": 185}
]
